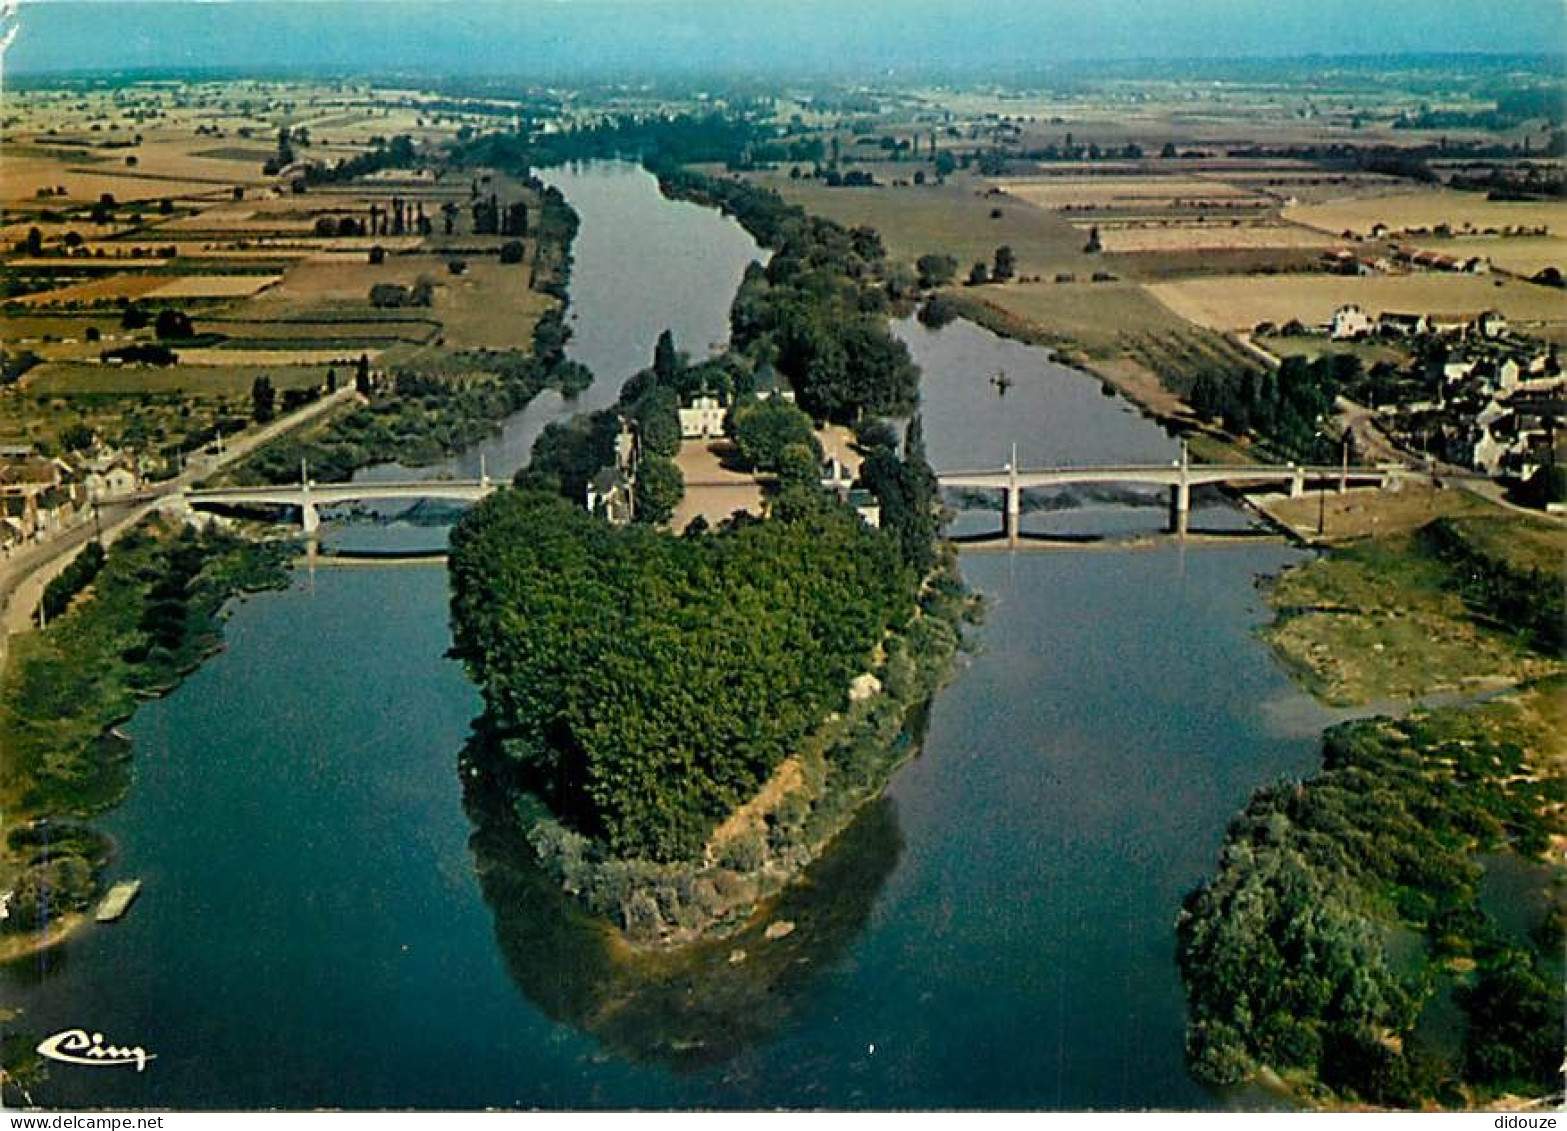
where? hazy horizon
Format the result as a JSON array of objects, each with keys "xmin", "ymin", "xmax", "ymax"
[{"xmin": 5, "ymin": 0, "xmax": 1566, "ymax": 81}]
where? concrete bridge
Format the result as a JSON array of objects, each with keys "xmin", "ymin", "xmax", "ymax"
[
  {"xmin": 938, "ymin": 444, "xmax": 1414, "ymax": 540},
  {"xmin": 184, "ymin": 461, "xmax": 497, "ymax": 536}
]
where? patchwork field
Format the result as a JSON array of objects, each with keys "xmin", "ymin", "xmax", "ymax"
[{"xmin": 1148, "ymin": 273, "xmax": 1567, "ymax": 332}]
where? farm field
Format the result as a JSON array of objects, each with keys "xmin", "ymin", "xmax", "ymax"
[
  {"xmin": 751, "ymin": 171, "xmax": 1090, "ymax": 278},
  {"xmin": 1089, "ymin": 223, "xmax": 1331, "ymax": 253},
  {"xmin": 23, "ymin": 360, "xmax": 333, "ymax": 397},
  {"xmin": 1285, "ymin": 188, "xmax": 1567, "ymax": 238},
  {"xmin": 998, "ymin": 176, "xmax": 1263, "ymax": 209},
  {"xmin": 1148, "ymin": 273, "xmax": 1567, "ymax": 332},
  {"xmin": 431, "ymin": 258, "xmax": 554, "ymax": 350},
  {"xmin": 957, "ymin": 280, "xmax": 1194, "ymax": 357},
  {"xmin": 144, "ymin": 274, "xmax": 282, "ymax": 299},
  {"xmin": 14, "ymin": 274, "xmax": 171, "ymax": 306},
  {"xmin": 1407, "ymin": 236, "xmax": 1567, "ymax": 278}
]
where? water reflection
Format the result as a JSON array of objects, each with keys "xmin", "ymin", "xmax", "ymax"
[{"xmin": 462, "ymin": 747, "xmax": 904, "ymax": 1072}]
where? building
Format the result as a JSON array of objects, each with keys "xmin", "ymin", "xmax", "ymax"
[
  {"xmin": 1379, "ymin": 312, "xmax": 1430, "ymax": 338},
  {"xmin": 80, "ymin": 452, "xmax": 140, "ymax": 501},
  {"xmin": 753, "ymin": 366, "xmax": 797, "ymax": 404},
  {"xmin": 678, "ymin": 394, "xmax": 727, "ymax": 440},
  {"xmin": 819, "ymin": 454, "xmax": 855, "ymax": 492},
  {"xmin": 1475, "ymin": 310, "xmax": 1509, "ymax": 340},
  {"xmin": 846, "ymin": 487, "xmax": 881, "ymax": 529},
  {"xmin": 586, "ymin": 467, "xmax": 635, "ymax": 526},
  {"xmin": 1330, "ymin": 304, "xmax": 1376, "ymax": 341}
]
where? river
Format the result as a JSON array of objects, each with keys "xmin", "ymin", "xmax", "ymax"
[{"xmin": 2, "ymin": 162, "xmax": 1333, "ymax": 1109}]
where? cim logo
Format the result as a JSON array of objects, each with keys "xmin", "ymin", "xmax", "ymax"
[{"xmin": 35, "ymin": 1030, "xmax": 155, "ymax": 1072}]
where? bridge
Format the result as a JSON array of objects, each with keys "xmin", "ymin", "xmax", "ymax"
[
  {"xmin": 183, "ymin": 461, "xmax": 497, "ymax": 536},
  {"xmin": 937, "ymin": 444, "xmax": 1416, "ymax": 540}
]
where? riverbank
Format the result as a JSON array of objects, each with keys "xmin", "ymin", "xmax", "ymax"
[
  {"xmin": 483, "ymin": 551, "xmax": 980, "ymax": 948},
  {"xmin": 0, "ymin": 518, "xmax": 292, "ymax": 955},
  {"xmin": 1181, "ymin": 481, "xmax": 1566, "ymax": 1110},
  {"xmin": 1256, "ymin": 486, "xmax": 1564, "ymax": 707}
]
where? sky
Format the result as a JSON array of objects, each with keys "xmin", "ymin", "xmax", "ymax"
[{"xmin": 4, "ymin": 0, "xmax": 1565, "ymax": 78}]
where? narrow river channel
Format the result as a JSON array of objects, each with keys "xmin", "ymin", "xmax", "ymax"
[{"xmin": 2, "ymin": 162, "xmax": 1335, "ymax": 1109}]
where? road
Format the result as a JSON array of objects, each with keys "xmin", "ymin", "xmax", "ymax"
[{"xmin": 0, "ymin": 385, "xmax": 360, "ymax": 672}]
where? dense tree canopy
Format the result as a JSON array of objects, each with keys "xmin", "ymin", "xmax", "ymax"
[{"xmin": 449, "ymin": 488, "xmax": 916, "ymax": 862}]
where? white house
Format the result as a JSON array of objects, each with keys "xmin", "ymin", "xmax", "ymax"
[
  {"xmin": 1330, "ymin": 304, "xmax": 1375, "ymax": 341},
  {"xmin": 81, "ymin": 452, "xmax": 139, "ymax": 501},
  {"xmin": 1475, "ymin": 310, "xmax": 1508, "ymax": 340},
  {"xmin": 678, "ymin": 394, "xmax": 727, "ymax": 440}
]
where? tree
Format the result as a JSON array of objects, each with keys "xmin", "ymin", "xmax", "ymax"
[
  {"xmin": 153, "ymin": 309, "xmax": 194, "ymax": 341},
  {"xmin": 58, "ymin": 422, "xmax": 95, "ymax": 452},
  {"xmin": 634, "ymin": 456, "xmax": 684, "ymax": 525},
  {"xmin": 653, "ymin": 329, "xmax": 683, "ymax": 386},
  {"xmin": 250, "ymin": 375, "xmax": 277, "ymax": 423},
  {"xmin": 499, "ymin": 240, "xmax": 526, "ymax": 265},
  {"xmin": 733, "ymin": 399, "xmax": 820, "ymax": 471},
  {"xmin": 24, "ymin": 227, "xmax": 41, "ymax": 256},
  {"xmin": 916, "ymin": 252, "xmax": 958, "ymax": 289},
  {"xmin": 1084, "ymin": 226, "xmax": 1103, "ymax": 253},
  {"xmin": 325, "ymin": 367, "xmax": 338, "ymax": 393},
  {"xmin": 355, "ymin": 354, "xmax": 372, "ymax": 395},
  {"xmin": 992, "ymin": 245, "xmax": 1017, "ymax": 282},
  {"xmin": 966, "ymin": 261, "xmax": 990, "ymax": 286},
  {"xmin": 368, "ymin": 245, "xmax": 386, "ymax": 265},
  {"xmin": 776, "ymin": 441, "xmax": 820, "ymax": 491}
]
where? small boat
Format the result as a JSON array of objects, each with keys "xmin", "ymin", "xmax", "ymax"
[
  {"xmin": 94, "ymin": 880, "xmax": 143, "ymax": 923},
  {"xmin": 991, "ymin": 370, "xmax": 1013, "ymax": 395}
]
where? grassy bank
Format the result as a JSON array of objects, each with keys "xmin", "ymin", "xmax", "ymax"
[
  {"xmin": 482, "ymin": 553, "xmax": 979, "ymax": 947},
  {"xmin": 1263, "ymin": 506, "xmax": 1564, "ymax": 706},
  {"xmin": 0, "ymin": 518, "xmax": 290, "ymax": 944}
]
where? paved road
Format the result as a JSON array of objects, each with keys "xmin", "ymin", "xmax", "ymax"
[{"xmin": 0, "ymin": 386, "xmax": 360, "ymax": 671}]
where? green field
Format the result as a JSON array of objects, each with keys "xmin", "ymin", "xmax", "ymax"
[
  {"xmin": 24, "ymin": 360, "xmax": 331, "ymax": 397},
  {"xmin": 749, "ymin": 171, "xmax": 1091, "ymax": 279}
]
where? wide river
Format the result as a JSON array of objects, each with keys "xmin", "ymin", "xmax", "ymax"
[{"xmin": 3, "ymin": 163, "xmax": 1333, "ymax": 1109}]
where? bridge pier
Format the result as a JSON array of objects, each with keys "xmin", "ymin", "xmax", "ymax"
[
  {"xmin": 1168, "ymin": 481, "xmax": 1189, "ymax": 538},
  {"xmin": 1289, "ymin": 466, "xmax": 1305, "ymax": 499},
  {"xmin": 300, "ymin": 501, "xmax": 320, "ymax": 538},
  {"xmin": 1005, "ymin": 445, "xmax": 1020, "ymax": 545},
  {"xmin": 1167, "ymin": 440, "xmax": 1191, "ymax": 538}
]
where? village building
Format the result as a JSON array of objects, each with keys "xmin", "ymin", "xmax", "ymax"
[
  {"xmin": 1378, "ymin": 311, "xmax": 1430, "ymax": 338},
  {"xmin": 1330, "ymin": 304, "xmax": 1376, "ymax": 341}
]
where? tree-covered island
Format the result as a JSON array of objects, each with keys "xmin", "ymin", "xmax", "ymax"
[{"xmin": 449, "ymin": 164, "xmax": 972, "ymax": 944}]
